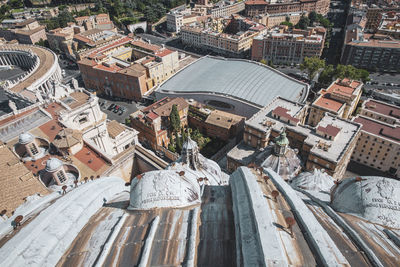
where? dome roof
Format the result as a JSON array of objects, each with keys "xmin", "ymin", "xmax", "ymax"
[
  {"xmin": 19, "ymin": 132, "xmax": 34, "ymax": 144},
  {"xmin": 129, "ymin": 170, "xmax": 201, "ymax": 210},
  {"xmin": 275, "ymin": 130, "xmax": 289, "ymax": 146},
  {"xmin": 290, "ymin": 169, "xmax": 334, "ymax": 192},
  {"xmin": 331, "ymin": 176, "xmax": 400, "ymax": 229},
  {"xmin": 45, "ymin": 158, "xmax": 63, "ymax": 172},
  {"xmin": 259, "ymin": 146, "xmax": 302, "ymax": 180}
]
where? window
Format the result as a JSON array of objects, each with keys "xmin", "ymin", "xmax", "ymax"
[
  {"xmin": 79, "ymin": 117, "xmax": 88, "ymax": 124},
  {"xmin": 57, "ymin": 171, "xmax": 67, "ymax": 184}
]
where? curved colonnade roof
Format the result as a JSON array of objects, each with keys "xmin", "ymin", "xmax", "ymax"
[
  {"xmin": 0, "ymin": 44, "xmax": 56, "ymax": 95},
  {"xmin": 156, "ymin": 56, "xmax": 308, "ymax": 107}
]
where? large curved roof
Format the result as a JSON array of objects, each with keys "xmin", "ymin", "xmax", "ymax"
[
  {"xmin": 331, "ymin": 176, "xmax": 400, "ymax": 228},
  {"xmin": 156, "ymin": 56, "xmax": 308, "ymax": 107}
]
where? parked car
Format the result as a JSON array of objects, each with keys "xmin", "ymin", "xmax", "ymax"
[
  {"xmin": 108, "ymin": 104, "xmax": 115, "ymax": 110},
  {"xmin": 118, "ymin": 109, "xmax": 124, "ymax": 115},
  {"xmin": 113, "ymin": 107, "xmax": 120, "ymax": 113}
]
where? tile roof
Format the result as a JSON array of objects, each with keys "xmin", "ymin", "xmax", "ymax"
[
  {"xmin": 317, "ymin": 124, "xmax": 341, "ymax": 137},
  {"xmin": 354, "ymin": 116, "xmax": 400, "ymax": 142},
  {"xmin": 0, "ymin": 143, "xmax": 49, "ymax": 217},
  {"xmin": 364, "ymin": 99, "xmax": 400, "ymax": 119},
  {"xmin": 313, "ymin": 94, "xmax": 344, "ymax": 112}
]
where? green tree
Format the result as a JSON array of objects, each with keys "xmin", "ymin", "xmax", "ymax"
[
  {"xmin": 280, "ymin": 21, "xmax": 293, "ymax": 27},
  {"xmin": 9, "ymin": 0, "xmax": 24, "ymax": 9},
  {"xmin": 300, "ymin": 56, "xmax": 325, "ymax": 80},
  {"xmin": 296, "ymin": 15, "xmax": 310, "ymax": 29},
  {"xmin": 308, "ymin": 11, "xmax": 317, "ymax": 25},
  {"xmin": 318, "ymin": 64, "xmax": 335, "ymax": 86},
  {"xmin": 175, "ymin": 131, "xmax": 182, "ymax": 154},
  {"xmin": 169, "ymin": 104, "xmax": 181, "ymax": 133}
]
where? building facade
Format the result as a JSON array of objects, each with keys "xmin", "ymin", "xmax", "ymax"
[
  {"xmin": 130, "ymin": 97, "xmax": 189, "ymax": 150},
  {"xmin": 251, "ymin": 26, "xmax": 326, "ymax": 64},
  {"xmin": 351, "ymin": 99, "xmax": 400, "ymax": 178},
  {"xmin": 78, "ymin": 37, "xmax": 180, "ymax": 100},
  {"xmin": 308, "ymin": 78, "xmax": 363, "ymax": 126},
  {"xmin": 227, "ymin": 97, "xmax": 361, "ymax": 179}
]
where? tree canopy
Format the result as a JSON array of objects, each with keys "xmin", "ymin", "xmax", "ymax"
[
  {"xmin": 169, "ymin": 104, "xmax": 181, "ymax": 133},
  {"xmin": 300, "ymin": 57, "xmax": 326, "ymax": 80},
  {"xmin": 318, "ymin": 64, "xmax": 370, "ymax": 85}
]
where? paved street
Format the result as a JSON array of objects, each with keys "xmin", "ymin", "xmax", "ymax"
[{"xmin": 324, "ymin": 0, "xmax": 348, "ymax": 65}]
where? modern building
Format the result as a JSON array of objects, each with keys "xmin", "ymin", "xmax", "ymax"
[
  {"xmin": 0, "ymin": 18, "xmax": 46, "ymax": 44},
  {"xmin": 155, "ymin": 56, "xmax": 309, "ymax": 118},
  {"xmin": 78, "ymin": 37, "xmax": 180, "ymax": 101},
  {"xmin": 227, "ymin": 97, "xmax": 361, "ymax": 179},
  {"xmin": 130, "ymin": 97, "xmax": 189, "ymax": 150},
  {"xmin": 341, "ymin": 21, "xmax": 400, "ymax": 71},
  {"xmin": 251, "ymin": 26, "xmax": 326, "ymax": 64},
  {"xmin": 351, "ymin": 99, "xmax": 400, "ymax": 178},
  {"xmin": 308, "ymin": 78, "xmax": 363, "ymax": 126}
]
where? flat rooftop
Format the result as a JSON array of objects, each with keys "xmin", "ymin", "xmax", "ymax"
[
  {"xmin": 156, "ymin": 57, "xmax": 308, "ymax": 107},
  {"xmin": 247, "ymin": 97, "xmax": 361, "ymax": 163}
]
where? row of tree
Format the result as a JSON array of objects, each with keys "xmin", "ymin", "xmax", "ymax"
[
  {"xmin": 300, "ymin": 57, "xmax": 370, "ymax": 85},
  {"xmin": 295, "ymin": 11, "xmax": 332, "ymax": 30}
]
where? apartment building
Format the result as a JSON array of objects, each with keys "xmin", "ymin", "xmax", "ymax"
[
  {"xmin": 245, "ymin": 0, "xmax": 330, "ymax": 17},
  {"xmin": 308, "ymin": 78, "xmax": 363, "ymax": 126},
  {"xmin": 210, "ymin": 0, "xmax": 245, "ymax": 18},
  {"xmin": 130, "ymin": 97, "xmax": 189, "ymax": 150},
  {"xmin": 377, "ymin": 12, "xmax": 400, "ymax": 39},
  {"xmin": 251, "ymin": 26, "xmax": 326, "ymax": 64},
  {"xmin": 253, "ymin": 12, "xmax": 303, "ymax": 28},
  {"xmin": 181, "ymin": 15, "xmax": 266, "ymax": 56},
  {"xmin": 341, "ymin": 30, "xmax": 400, "ymax": 71},
  {"xmin": 352, "ymin": 99, "xmax": 400, "ymax": 178},
  {"xmin": 166, "ymin": 6, "xmax": 194, "ymax": 33},
  {"xmin": 227, "ymin": 97, "xmax": 361, "ymax": 179}
]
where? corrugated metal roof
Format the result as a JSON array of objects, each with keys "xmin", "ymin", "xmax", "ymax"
[{"xmin": 157, "ymin": 57, "xmax": 307, "ymax": 107}]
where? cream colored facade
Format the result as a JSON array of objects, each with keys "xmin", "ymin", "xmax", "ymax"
[
  {"xmin": 351, "ymin": 99, "xmax": 400, "ymax": 178},
  {"xmin": 58, "ymin": 91, "xmax": 138, "ymax": 159},
  {"xmin": 254, "ymin": 12, "xmax": 303, "ymax": 28},
  {"xmin": 308, "ymin": 79, "xmax": 363, "ymax": 127}
]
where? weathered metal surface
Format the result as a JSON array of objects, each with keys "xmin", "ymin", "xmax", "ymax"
[
  {"xmin": 304, "ymin": 199, "xmax": 371, "ymax": 267},
  {"xmin": 256, "ymin": 172, "xmax": 316, "ymax": 267},
  {"xmin": 340, "ymin": 213, "xmax": 400, "ymax": 267},
  {"xmin": 196, "ymin": 185, "xmax": 236, "ymax": 267}
]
